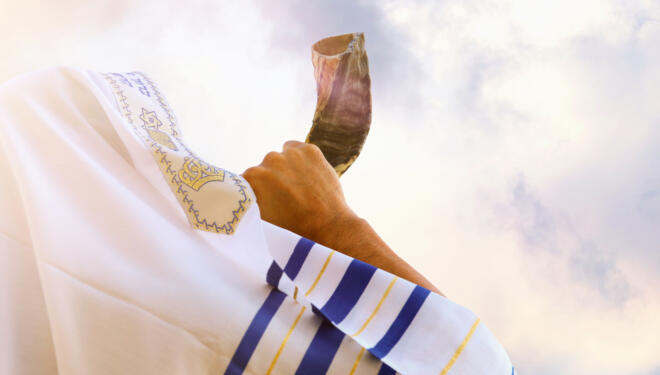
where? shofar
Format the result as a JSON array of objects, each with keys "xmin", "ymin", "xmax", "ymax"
[{"xmin": 306, "ymin": 32, "xmax": 372, "ymax": 177}]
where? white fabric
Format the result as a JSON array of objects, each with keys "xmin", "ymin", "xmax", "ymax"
[{"xmin": 0, "ymin": 67, "xmax": 515, "ymax": 374}]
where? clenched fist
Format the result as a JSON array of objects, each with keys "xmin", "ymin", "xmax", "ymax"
[
  {"xmin": 242, "ymin": 140, "xmax": 442, "ymax": 295},
  {"xmin": 242, "ymin": 140, "xmax": 356, "ymax": 244}
]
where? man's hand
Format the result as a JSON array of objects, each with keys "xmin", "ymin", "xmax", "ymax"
[
  {"xmin": 242, "ymin": 140, "xmax": 442, "ymax": 295},
  {"xmin": 242, "ymin": 140, "xmax": 357, "ymax": 242}
]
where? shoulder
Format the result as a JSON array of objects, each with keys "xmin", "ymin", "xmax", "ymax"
[
  {"xmin": 0, "ymin": 66, "xmax": 107, "ymax": 107},
  {"xmin": 0, "ymin": 66, "xmax": 132, "ymax": 163},
  {"xmin": 1, "ymin": 66, "xmax": 81, "ymax": 90}
]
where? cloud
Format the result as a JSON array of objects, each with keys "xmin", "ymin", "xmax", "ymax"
[
  {"xmin": 497, "ymin": 175, "xmax": 634, "ymax": 305},
  {"xmin": 1, "ymin": 0, "xmax": 660, "ymax": 373},
  {"xmin": 252, "ymin": 2, "xmax": 660, "ymax": 372},
  {"xmin": 569, "ymin": 241, "xmax": 632, "ymax": 305},
  {"xmin": 638, "ymin": 179, "xmax": 660, "ymax": 221},
  {"xmin": 509, "ymin": 175, "xmax": 557, "ymax": 248}
]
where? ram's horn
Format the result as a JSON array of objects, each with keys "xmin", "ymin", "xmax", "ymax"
[{"xmin": 306, "ymin": 32, "xmax": 372, "ymax": 177}]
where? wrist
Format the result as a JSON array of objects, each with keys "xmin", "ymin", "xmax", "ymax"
[{"xmin": 308, "ymin": 208, "xmax": 364, "ymax": 250}]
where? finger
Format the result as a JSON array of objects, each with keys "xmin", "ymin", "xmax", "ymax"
[
  {"xmin": 263, "ymin": 151, "xmax": 285, "ymax": 165},
  {"xmin": 302, "ymin": 142, "xmax": 324, "ymax": 158},
  {"xmin": 240, "ymin": 166, "xmax": 259, "ymax": 178},
  {"xmin": 283, "ymin": 140, "xmax": 305, "ymax": 152}
]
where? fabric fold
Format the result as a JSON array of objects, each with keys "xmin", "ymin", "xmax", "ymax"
[{"xmin": 262, "ymin": 222, "xmax": 513, "ymax": 374}]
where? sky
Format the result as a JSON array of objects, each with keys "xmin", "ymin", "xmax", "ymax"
[{"xmin": 1, "ymin": 0, "xmax": 659, "ymax": 373}]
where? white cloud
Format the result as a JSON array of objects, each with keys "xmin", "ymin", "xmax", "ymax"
[{"xmin": 1, "ymin": 0, "xmax": 659, "ymax": 373}]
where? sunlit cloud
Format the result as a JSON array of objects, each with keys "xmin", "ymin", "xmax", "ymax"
[{"xmin": 1, "ymin": 1, "xmax": 658, "ymax": 374}]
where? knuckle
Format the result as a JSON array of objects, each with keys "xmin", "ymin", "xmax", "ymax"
[
  {"xmin": 283, "ymin": 140, "xmax": 303, "ymax": 149},
  {"xmin": 242, "ymin": 166, "xmax": 261, "ymax": 179},
  {"xmin": 285, "ymin": 146, "xmax": 304, "ymax": 158},
  {"xmin": 304, "ymin": 143, "xmax": 324, "ymax": 157},
  {"xmin": 263, "ymin": 151, "xmax": 284, "ymax": 164}
]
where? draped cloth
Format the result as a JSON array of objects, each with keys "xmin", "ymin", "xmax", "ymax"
[{"xmin": 0, "ymin": 67, "xmax": 514, "ymax": 374}]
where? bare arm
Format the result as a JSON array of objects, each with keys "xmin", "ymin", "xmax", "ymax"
[{"xmin": 242, "ymin": 140, "xmax": 442, "ymax": 295}]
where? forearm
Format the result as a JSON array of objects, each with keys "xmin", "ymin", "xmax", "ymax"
[
  {"xmin": 243, "ymin": 140, "xmax": 442, "ymax": 296},
  {"xmin": 311, "ymin": 213, "xmax": 443, "ymax": 296},
  {"xmin": 246, "ymin": 141, "xmax": 513, "ymax": 374}
]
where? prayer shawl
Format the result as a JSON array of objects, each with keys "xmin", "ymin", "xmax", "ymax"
[{"xmin": 0, "ymin": 67, "xmax": 515, "ymax": 374}]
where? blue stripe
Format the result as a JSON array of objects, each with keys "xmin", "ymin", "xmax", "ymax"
[
  {"xmin": 266, "ymin": 238, "xmax": 313, "ymax": 288},
  {"xmin": 283, "ymin": 237, "xmax": 315, "ymax": 281},
  {"xmin": 266, "ymin": 261, "xmax": 283, "ymax": 287},
  {"xmin": 369, "ymin": 285, "xmax": 430, "ymax": 359},
  {"xmin": 512, "ymin": 366, "xmax": 515, "ymax": 375},
  {"xmin": 320, "ymin": 258, "xmax": 377, "ymax": 323},
  {"xmin": 295, "ymin": 318, "xmax": 345, "ymax": 374},
  {"xmin": 224, "ymin": 288, "xmax": 287, "ymax": 375},
  {"xmin": 377, "ymin": 362, "xmax": 396, "ymax": 375},
  {"xmin": 311, "ymin": 304, "xmax": 323, "ymax": 317}
]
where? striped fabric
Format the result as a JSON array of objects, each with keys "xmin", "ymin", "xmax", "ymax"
[
  {"xmin": 229, "ymin": 227, "xmax": 516, "ymax": 374},
  {"xmin": 225, "ymin": 289, "xmax": 288, "ymax": 375}
]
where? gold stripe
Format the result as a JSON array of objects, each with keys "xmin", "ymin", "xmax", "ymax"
[
  {"xmin": 349, "ymin": 347, "xmax": 366, "ymax": 375},
  {"xmin": 293, "ymin": 286, "xmax": 299, "ymax": 301},
  {"xmin": 350, "ymin": 276, "xmax": 399, "ymax": 338},
  {"xmin": 440, "ymin": 317, "xmax": 480, "ymax": 375},
  {"xmin": 304, "ymin": 251, "xmax": 335, "ymax": 297},
  {"xmin": 266, "ymin": 305, "xmax": 307, "ymax": 375}
]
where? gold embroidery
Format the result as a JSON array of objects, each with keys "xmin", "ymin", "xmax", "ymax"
[
  {"xmin": 140, "ymin": 107, "xmax": 162, "ymax": 128},
  {"xmin": 146, "ymin": 128, "xmax": 178, "ymax": 150},
  {"xmin": 140, "ymin": 74, "xmax": 180, "ymax": 139},
  {"xmin": 103, "ymin": 72, "xmax": 253, "ymax": 235},
  {"xmin": 178, "ymin": 156, "xmax": 225, "ymax": 191},
  {"xmin": 151, "ymin": 143, "xmax": 251, "ymax": 234},
  {"xmin": 139, "ymin": 108, "xmax": 178, "ymax": 150}
]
